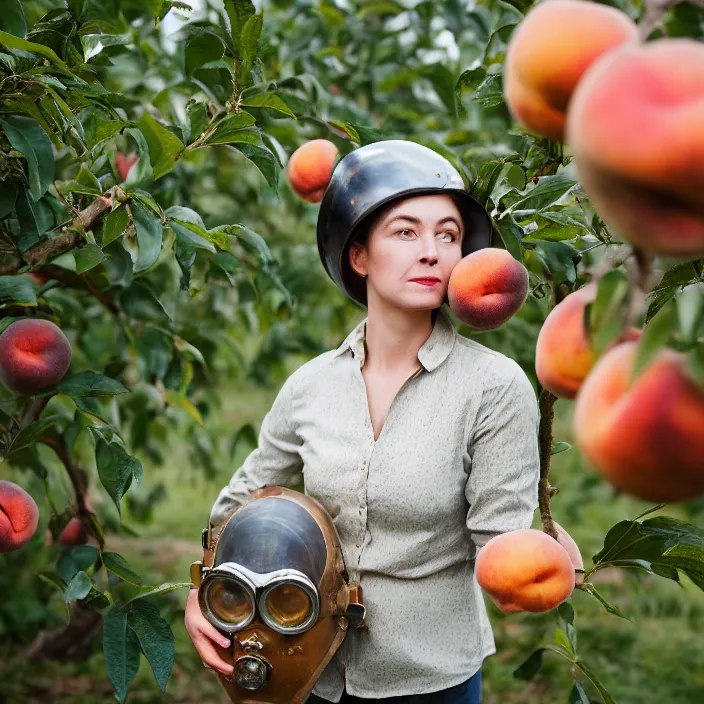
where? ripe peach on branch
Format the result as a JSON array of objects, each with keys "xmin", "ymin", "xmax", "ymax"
[
  {"xmin": 448, "ymin": 248, "xmax": 529, "ymax": 330},
  {"xmin": 0, "ymin": 480, "xmax": 40, "ymax": 553},
  {"xmin": 0, "ymin": 319, "xmax": 72, "ymax": 396},
  {"xmin": 535, "ymin": 284, "xmax": 642, "ymax": 399},
  {"xmin": 566, "ymin": 38, "xmax": 704, "ymax": 256},
  {"xmin": 573, "ymin": 340, "xmax": 704, "ymax": 503},
  {"xmin": 504, "ymin": 0, "xmax": 638, "ymax": 143},
  {"xmin": 475, "ymin": 528, "xmax": 576, "ymax": 613},
  {"xmin": 286, "ymin": 139, "xmax": 339, "ymax": 203}
]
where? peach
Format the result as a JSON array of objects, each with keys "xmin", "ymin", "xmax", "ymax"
[
  {"xmin": 0, "ymin": 480, "xmax": 40, "ymax": 552},
  {"xmin": 552, "ymin": 520, "xmax": 585, "ymax": 587},
  {"xmin": 476, "ymin": 529, "xmax": 575, "ymax": 613},
  {"xmin": 536, "ymin": 284, "xmax": 597, "ymax": 398},
  {"xmin": 287, "ymin": 139, "xmax": 339, "ymax": 203},
  {"xmin": 536, "ymin": 284, "xmax": 644, "ymax": 398},
  {"xmin": 59, "ymin": 516, "xmax": 88, "ymax": 545},
  {"xmin": 573, "ymin": 341, "xmax": 704, "ymax": 502},
  {"xmin": 116, "ymin": 152, "xmax": 138, "ymax": 182},
  {"xmin": 448, "ymin": 248, "xmax": 529, "ymax": 330},
  {"xmin": 567, "ymin": 39, "xmax": 704, "ymax": 256},
  {"xmin": 504, "ymin": 0, "xmax": 638, "ymax": 142},
  {"xmin": 0, "ymin": 318, "xmax": 72, "ymax": 396}
]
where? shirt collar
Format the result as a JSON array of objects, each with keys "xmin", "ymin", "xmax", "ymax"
[{"xmin": 332, "ymin": 307, "xmax": 456, "ymax": 372}]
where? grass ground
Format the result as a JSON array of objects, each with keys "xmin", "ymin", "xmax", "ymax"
[{"xmin": 1, "ymin": 386, "xmax": 703, "ymax": 703}]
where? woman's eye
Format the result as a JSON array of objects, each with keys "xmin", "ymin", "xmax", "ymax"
[
  {"xmin": 443, "ymin": 232, "xmax": 458, "ymax": 241},
  {"xmin": 398, "ymin": 229, "xmax": 413, "ymax": 237}
]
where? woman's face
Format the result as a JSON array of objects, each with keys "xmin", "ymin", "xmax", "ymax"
[{"xmin": 350, "ymin": 193, "xmax": 464, "ymax": 311}]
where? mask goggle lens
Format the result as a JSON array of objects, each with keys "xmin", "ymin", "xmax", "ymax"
[
  {"xmin": 207, "ymin": 577, "xmax": 255, "ymax": 629},
  {"xmin": 201, "ymin": 565, "xmax": 319, "ymax": 635}
]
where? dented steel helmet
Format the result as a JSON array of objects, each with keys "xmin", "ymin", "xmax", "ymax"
[
  {"xmin": 191, "ymin": 486, "xmax": 365, "ymax": 704},
  {"xmin": 316, "ymin": 139, "xmax": 494, "ymax": 308}
]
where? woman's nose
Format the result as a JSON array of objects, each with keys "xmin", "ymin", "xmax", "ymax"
[{"xmin": 418, "ymin": 232, "xmax": 439, "ymax": 262}]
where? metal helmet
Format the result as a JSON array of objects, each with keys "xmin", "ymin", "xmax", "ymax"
[{"xmin": 316, "ymin": 139, "xmax": 494, "ymax": 308}]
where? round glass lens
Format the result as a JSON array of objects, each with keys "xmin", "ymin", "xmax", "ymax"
[
  {"xmin": 264, "ymin": 583, "xmax": 312, "ymax": 627},
  {"xmin": 209, "ymin": 577, "xmax": 253, "ymax": 625}
]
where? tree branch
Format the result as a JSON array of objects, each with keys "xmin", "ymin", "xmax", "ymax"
[
  {"xmin": 18, "ymin": 396, "xmax": 51, "ymax": 429},
  {"xmin": 38, "ymin": 433, "xmax": 95, "ymax": 539},
  {"xmin": 0, "ymin": 190, "xmax": 118, "ymax": 276},
  {"xmin": 538, "ymin": 388, "xmax": 559, "ymax": 540}
]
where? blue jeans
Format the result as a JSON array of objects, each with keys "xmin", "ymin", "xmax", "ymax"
[{"xmin": 307, "ymin": 669, "xmax": 481, "ymax": 703}]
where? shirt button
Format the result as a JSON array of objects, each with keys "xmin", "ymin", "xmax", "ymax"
[
  {"xmin": 355, "ymin": 542, "xmax": 361, "ymax": 548},
  {"xmin": 359, "ymin": 507, "xmax": 363, "ymax": 515}
]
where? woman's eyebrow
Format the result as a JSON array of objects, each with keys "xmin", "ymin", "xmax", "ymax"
[{"xmin": 384, "ymin": 214, "xmax": 462, "ymax": 228}]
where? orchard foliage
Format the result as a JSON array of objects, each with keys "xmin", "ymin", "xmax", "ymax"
[{"xmin": 0, "ymin": 0, "xmax": 703, "ymax": 702}]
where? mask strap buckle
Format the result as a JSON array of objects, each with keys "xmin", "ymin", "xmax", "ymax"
[{"xmin": 336, "ymin": 582, "xmax": 367, "ymax": 631}]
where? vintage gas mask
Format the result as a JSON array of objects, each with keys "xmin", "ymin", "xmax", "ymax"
[{"xmin": 190, "ymin": 486, "xmax": 366, "ymax": 704}]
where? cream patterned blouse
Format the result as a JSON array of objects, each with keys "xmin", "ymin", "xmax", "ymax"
[{"xmin": 209, "ymin": 306, "xmax": 540, "ymax": 702}]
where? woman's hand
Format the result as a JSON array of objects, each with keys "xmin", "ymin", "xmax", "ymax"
[{"xmin": 184, "ymin": 587, "xmax": 234, "ymax": 677}]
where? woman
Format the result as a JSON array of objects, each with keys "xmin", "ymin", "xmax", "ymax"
[{"xmin": 185, "ymin": 141, "xmax": 540, "ymax": 703}]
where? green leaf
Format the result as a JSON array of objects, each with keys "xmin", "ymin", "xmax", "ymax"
[
  {"xmin": 123, "ymin": 127, "xmax": 155, "ymax": 188},
  {"xmin": 225, "ymin": 0, "xmax": 256, "ymax": 55},
  {"xmin": 632, "ymin": 299, "xmax": 678, "ymax": 384},
  {"xmin": 5, "ymin": 417, "xmax": 58, "ymax": 456},
  {"xmin": 169, "ymin": 220, "xmax": 216, "ymax": 254},
  {"xmin": 676, "ymin": 283, "xmax": 704, "ymax": 344},
  {"xmin": 199, "ymin": 112, "xmax": 256, "ymax": 146},
  {"xmin": 74, "ymin": 243, "xmax": 105, "ymax": 274},
  {"xmin": 513, "ymin": 648, "xmax": 546, "ymax": 681},
  {"xmin": 132, "ymin": 201, "xmax": 164, "ymax": 273},
  {"xmin": 37, "ymin": 570, "xmax": 68, "ymax": 592},
  {"xmin": 103, "ymin": 605, "xmax": 141, "ymax": 704},
  {"xmin": 57, "ymin": 545, "xmax": 100, "ymax": 584},
  {"xmin": 533, "ymin": 241, "xmax": 581, "ymax": 287},
  {"xmin": 238, "ymin": 12, "xmax": 262, "ymax": 88},
  {"xmin": 126, "ymin": 600, "xmax": 175, "ymax": 692},
  {"xmin": 575, "ymin": 661, "xmax": 617, "ymax": 704},
  {"xmin": 587, "ymin": 269, "xmax": 630, "ymax": 357},
  {"xmin": 15, "ymin": 189, "xmax": 53, "ymax": 239},
  {"xmin": 473, "ymin": 71, "xmax": 504, "ymax": 108},
  {"xmin": 504, "ymin": 175, "xmax": 578, "ymax": 216},
  {"xmin": 235, "ymin": 142, "xmax": 280, "ymax": 191},
  {"xmin": 240, "ymin": 91, "xmax": 296, "ymax": 118},
  {"xmin": 492, "ymin": 216, "xmax": 523, "ymax": 263},
  {"xmin": 580, "ymin": 583, "xmax": 632, "ymax": 621},
  {"xmin": 52, "ymin": 371, "xmax": 128, "ymax": 398},
  {"xmin": 470, "ymin": 159, "xmax": 504, "ymax": 204},
  {"xmin": 64, "ymin": 571, "xmax": 94, "ymax": 602},
  {"xmin": 0, "ymin": 275, "xmax": 38, "ymax": 306},
  {"xmin": 185, "ymin": 101, "xmax": 210, "ymax": 144},
  {"xmin": 136, "ymin": 114, "xmax": 185, "ymax": 180},
  {"xmin": 123, "ymin": 581, "xmax": 193, "ymax": 606},
  {"xmin": 551, "ymin": 441, "xmax": 571, "ymax": 455},
  {"xmin": 0, "ymin": 31, "xmax": 68, "ymax": 69},
  {"xmin": 102, "ymin": 207, "xmax": 129, "ymax": 247},
  {"xmin": 90, "ymin": 426, "xmax": 143, "ymax": 517},
  {"xmin": 81, "ymin": 33, "xmax": 130, "ymax": 62},
  {"xmin": 553, "ymin": 628, "xmax": 576, "ymax": 658},
  {"xmin": 213, "ymin": 223, "xmax": 275, "ymax": 266},
  {"xmin": 0, "ymin": 0, "xmax": 26, "ymax": 37},
  {"xmin": 103, "ymin": 552, "xmax": 145, "ymax": 586},
  {"xmin": 568, "ymin": 682, "xmax": 591, "ymax": 704},
  {"xmin": 0, "ymin": 115, "xmax": 55, "ymax": 201}
]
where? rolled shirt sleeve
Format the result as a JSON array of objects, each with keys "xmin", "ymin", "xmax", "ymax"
[
  {"xmin": 209, "ymin": 372, "xmax": 304, "ymax": 529},
  {"xmin": 465, "ymin": 362, "xmax": 540, "ymax": 555}
]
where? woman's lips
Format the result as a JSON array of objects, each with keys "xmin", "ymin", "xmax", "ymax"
[{"xmin": 410, "ymin": 279, "xmax": 440, "ymax": 286}]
